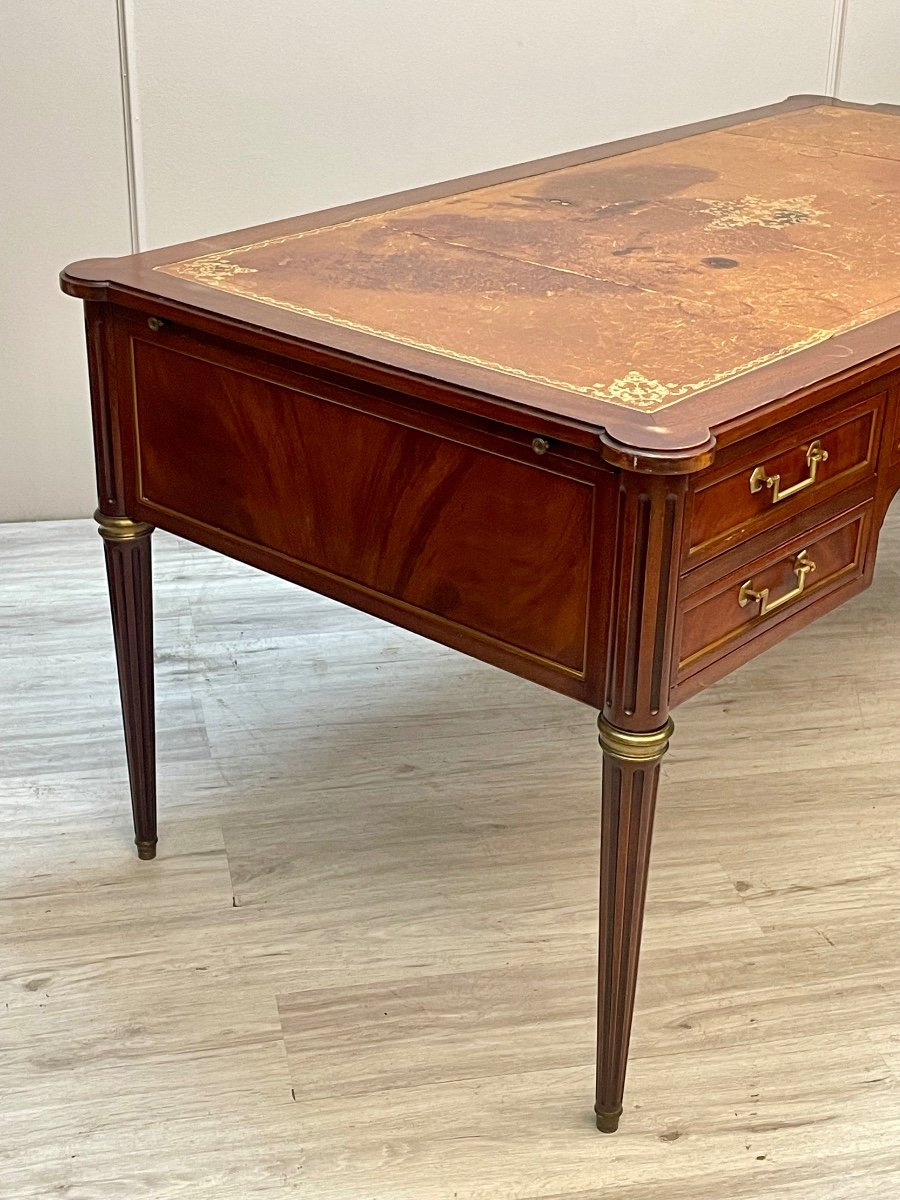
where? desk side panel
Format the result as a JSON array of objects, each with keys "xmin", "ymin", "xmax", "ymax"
[{"xmin": 108, "ymin": 313, "xmax": 614, "ymax": 701}]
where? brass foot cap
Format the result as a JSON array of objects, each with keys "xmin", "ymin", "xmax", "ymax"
[
  {"xmin": 136, "ymin": 840, "xmax": 157, "ymax": 861},
  {"xmin": 595, "ymin": 1107, "xmax": 622, "ymax": 1134}
]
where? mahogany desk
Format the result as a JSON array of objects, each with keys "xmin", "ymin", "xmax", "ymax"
[{"xmin": 62, "ymin": 96, "xmax": 900, "ymax": 1132}]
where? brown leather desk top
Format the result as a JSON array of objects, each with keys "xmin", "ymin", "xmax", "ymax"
[{"xmin": 65, "ymin": 97, "xmax": 900, "ymax": 457}]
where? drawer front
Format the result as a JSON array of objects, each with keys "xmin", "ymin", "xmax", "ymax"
[
  {"xmin": 122, "ymin": 327, "xmax": 605, "ymax": 680},
  {"xmin": 678, "ymin": 503, "xmax": 871, "ymax": 679},
  {"xmin": 687, "ymin": 392, "xmax": 882, "ymax": 564}
]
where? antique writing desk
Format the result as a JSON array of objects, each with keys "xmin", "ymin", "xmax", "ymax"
[{"xmin": 63, "ymin": 96, "xmax": 900, "ymax": 1132}]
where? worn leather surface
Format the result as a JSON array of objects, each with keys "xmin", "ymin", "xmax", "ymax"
[{"xmin": 157, "ymin": 106, "xmax": 900, "ymax": 413}]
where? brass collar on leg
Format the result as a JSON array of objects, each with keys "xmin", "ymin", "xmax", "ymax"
[
  {"xmin": 597, "ymin": 716, "xmax": 674, "ymax": 762},
  {"xmin": 94, "ymin": 511, "xmax": 154, "ymax": 542}
]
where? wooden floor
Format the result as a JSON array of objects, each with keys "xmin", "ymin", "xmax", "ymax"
[{"xmin": 3, "ymin": 515, "xmax": 900, "ymax": 1199}]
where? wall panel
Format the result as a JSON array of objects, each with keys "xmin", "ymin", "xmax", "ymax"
[
  {"xmin": 129, "ymin": 1, "xmax": 837, "ymax": 248},
  {"xmin": 839, "ymin": 2, "xmax": 900, "ymax": 104},
  {"xmin": 1, "ymin": 2, "xmax": 877, "ymax": 519},
  {"xmin": 0, "ymin": 2, "xmax": 132, "ymax": 520}
]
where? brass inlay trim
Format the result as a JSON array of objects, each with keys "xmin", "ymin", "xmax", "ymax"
[
  {"xmin": 597, "ymin": 716, "xmax": 675, "ymax": 762},
  {"xmin": 94, "ymin": 510, "xmax": 154, "ymax": 541}
]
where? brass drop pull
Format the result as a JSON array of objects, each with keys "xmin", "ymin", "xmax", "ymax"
[
  {"xmin": 738, "ymin": 549, "xmax": 816, "ymax": 617},
  {"xmin": 749, "ymin": 439, "xmax": 828, "ymax": 504},
  {"xmin": 531, "ymin": 437, "xmax": 550, "ymax": 456}
]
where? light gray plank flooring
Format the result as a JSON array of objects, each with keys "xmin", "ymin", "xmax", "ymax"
[{"xmin": 2, "ymin": 515, "xmax": 900, "ymax": 1198}]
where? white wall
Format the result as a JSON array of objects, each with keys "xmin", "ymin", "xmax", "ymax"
[
  {"xmin": 840, "ymin": 1, "xmax": 900, "ymax": 103},
  {"xmin": 131, "ymin": 0, "xmax": 836, "ymax": 248},
  {"xmin": 0, "ymin": 1, "xmax": 132, "ymax": 522},
  {"xmin": 0, "ymin": 0, "xmax": 881, "ymax": 519}
]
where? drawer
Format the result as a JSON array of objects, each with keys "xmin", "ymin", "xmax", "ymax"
[
  {"xmin": 687, "ymin": 391, "xmax": 882, "ymax": 564},
  {"xmin": 678, "ymin": 502, "xmax": 872, "ymax": 681}
]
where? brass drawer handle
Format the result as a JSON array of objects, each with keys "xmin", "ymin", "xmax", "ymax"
[
  {"xmin": 749, "ymin": 439, "xmax": 828, "ymax": 504},
  {"xmin": 738, "ymin": 549, "xmax": 816, "ymax": 616}
]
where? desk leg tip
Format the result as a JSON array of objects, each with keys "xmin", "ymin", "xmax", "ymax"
[
  {"xmin": 595, "ymin": 1107, "xmax": 622, "ymax": 1133},
  {"xmin": 136, "ymin": 840, "xmax": 157, "ymax": 861}
]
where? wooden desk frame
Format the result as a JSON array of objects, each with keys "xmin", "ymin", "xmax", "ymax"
[{"xmin": 63, "ymin": 95, "xmax": 900, "ymax": 1133}]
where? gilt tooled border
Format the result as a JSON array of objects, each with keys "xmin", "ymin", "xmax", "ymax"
[{"xmin": 155, "ymin": 229, "xmax": 842, "ymax": 414}]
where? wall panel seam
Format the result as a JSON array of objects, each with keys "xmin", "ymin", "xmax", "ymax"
[
  {"xmin": 826, "ymin": 0, "xmax": 850, "ymax": 97},
  {"xmin": 115, "ymin": 0, "xmax": 145, "ymax": 251}
]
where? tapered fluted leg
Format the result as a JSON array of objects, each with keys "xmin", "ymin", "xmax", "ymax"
[
  {"xmin": 594, "ymin": 716, "xmax": 673, "ymax": 1132},
  {"xmin": 593, "ymin": 465, "xmax": 686, "ymax": 1132},
  {"xmin": 95, "ymin": 512, "xmax": 157, "ymax": 860},
  {"xmin": 594, "ymin": 717, "xmax": 673, "ymax": 1131}
]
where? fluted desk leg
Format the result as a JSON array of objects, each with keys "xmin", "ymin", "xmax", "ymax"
[
  {"xmin": 594, "ymin": 718, "xmax": 673, "ymax": 1132},
  {"xmin": 95, "ymin": 512, "xmax": 157, "ymax": 860},
  {"xmin": 594, "ymin": 471, "xmax": 686, "ymax": 1131}
]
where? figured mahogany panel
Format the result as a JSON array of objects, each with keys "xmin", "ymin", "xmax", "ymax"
[
  {"xmin": 678, "ymin": 503, "xmax": 871, "ymax": 679},
  {"xmin": 127, "ymin": 333, "xmax": 598, "ymax": 675},
  {"xmin": 687, "ymin": 391, "xmax": 882, "ymax": 564}
]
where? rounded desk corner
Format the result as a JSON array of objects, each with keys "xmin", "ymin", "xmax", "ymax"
[
  {"xmin": 598, "ymin": 422, "xmax": 716, "ymax": 476},
  {"xmin": 59, "ymin": 258, "xmax": 119, "ymax": 300}
]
